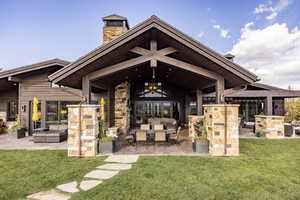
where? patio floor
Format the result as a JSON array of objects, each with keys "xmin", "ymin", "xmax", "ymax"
[
  {"xmin": 0, "ymin": 132, "xmax": 67, "ymax": 150},
  {"xmin": 114, "ymin": 128, "xmax": 196, "ymax": 155},
  {"xmin": 1, "ymin": 128, "xmax": 299, "ymax": 151}
]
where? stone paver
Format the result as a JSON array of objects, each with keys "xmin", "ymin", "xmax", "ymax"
[
  {"xmin": 27, "ymin": 190, "xmax": 70, "ymax": 200},
  {"xmin": 79, "ymin": 180, "xmax": 102, "ymax": 191},
  {"xmin": 97, "ymin": 163, "xmax": 132, "ymax": 170},
  {"xmin": 56, "ymin": 181, "xmax": 79, "ymax": 193},
  {"xmin": 104, "ymin": 155, "xmax": 139, "ymax": 163},
  {"xmin": 84, "ymin": 170, "xmax": 119, "ymax": 180}
]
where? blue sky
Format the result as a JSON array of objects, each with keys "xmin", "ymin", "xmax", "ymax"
[{"xmin": 1, "ymin": 0, "xmax": 300, "ymax": 88}]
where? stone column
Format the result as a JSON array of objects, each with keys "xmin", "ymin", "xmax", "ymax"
[
  {"xmin": 67, "ymin": 104, "xmax": 99, "ymax": 157},
  {"xmin": 203, "ymin": 104, "xmax": 239, "ymax": 156},
  {"xmin": 114, "ymin": 81, "xmax": 130, "ymax": 133},
  {"xmin": 255, "ymin": 115, "xmax": 284, "ymax": 138}
]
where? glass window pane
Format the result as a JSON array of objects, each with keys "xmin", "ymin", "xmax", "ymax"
[
  {"xmin": 59, "ymin": 101, "xmax": 79, "ymax": 123},
  {"xmin": 46, "ymin": 101, "xmax": 58, "ymax": 121},
  {"xmin": 7, "ymin": 101, "xmax": 18, "ymax": 121},
  {"xmin": 163, "ymin": 102, "xmax": 171, "ymax": 118}
]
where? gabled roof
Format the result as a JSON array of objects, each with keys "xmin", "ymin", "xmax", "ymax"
[
  {"xmin": 0, "ymin": 58, "xmax": 70, "ymax": 79},
  {"xmin": 49, "ymin": 15, "xmax": 258, "ymax": 84}
]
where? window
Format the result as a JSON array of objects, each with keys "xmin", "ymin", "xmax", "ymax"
[
  {"xmin": 46, "ymin": 101, "xmax": 58, "ymax": 122},
  {"xmin": 189, "ymin": 101, "xmax": 197, "ymax": 115},
  {"xmin": 46, "ymin": 101, "xmax": 79, "ymax": 124},
  {"xmin": 106, "ymin": 20, "xmax": 123, "ymax": 27},
  {"xmin": 138, "ymin": 82, "xmax": 168, "ymax": 98},
  {"xmin": 7, "ymin": 101, "xmax": 18, "ymax": 121}
]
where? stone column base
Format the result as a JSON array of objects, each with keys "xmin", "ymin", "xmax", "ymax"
[
  {"xmin": 67, "ymin": 105, "xmax": 99, "ymax": 157},
  {"xmin": 203, "ymin": 104, "xmax": 240, "ymax": 156}
]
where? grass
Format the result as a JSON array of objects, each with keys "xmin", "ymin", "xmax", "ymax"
[
  {"xmin": 1, "ymin": 139, "xmax": 300, "ymax": 200},
  {"xmin": 0, "ymin": 150, "xmax": 106, "ymax": 200}
]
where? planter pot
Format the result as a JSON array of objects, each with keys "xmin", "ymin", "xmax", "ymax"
[
  {"xmin": 11, "ymin": 128, "xmax": 26, "ymax": 139},
  {"xmin": 98, "ymin": 140, "xmax": 115, "ymax": 154},
  {"xmin": 256, "ymin": 132, "xmax": 266, "ymax": 137},
  {"xmin": 193, "ymin": 140, "xmax": 209, "ymax": 154}
]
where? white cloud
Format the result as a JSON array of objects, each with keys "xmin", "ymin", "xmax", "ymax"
[
  {"xmin": 197, "ymin": 32, "xmax": 204, "ymax": 38},
  {"xmin": 213, "ymin": 24, "xmax": 220, "ymax": 29},
  {"xmin": 212, "ymin": 24, "xmax": 230, "ymax": 39},
  {"xmin": 266, "ymin": 12, "xmax": 278, "ymax": 20},
  {"xmin": 253, "ymin": 0, "xmax": 291, "ymax": 21},
  {"xmin": 220, "ymin": 29, "xmax": 230, "ymax": 38},
  {"xmin": 230, "ymin": 22, "xmax": 300, "ymax": 89}
]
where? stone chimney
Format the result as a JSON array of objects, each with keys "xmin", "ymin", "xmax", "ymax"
[
  {"xmin": 224, "ymin": 53, "xmax": 235, "ymax": 62},
  {"xmin": 102, "ymin": 14, "xmax": 129, "ymax": 44}
]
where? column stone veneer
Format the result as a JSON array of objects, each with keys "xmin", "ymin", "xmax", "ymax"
[
  {"xmin": 255, "ymin": 115, "xmax": 284, "ymax": 138},
  {"xmin": 67, "ymin": 105, "xmax": 99, "ymax": 157},
  {"xmin": 114, "ymin": 82, "xmax": 130, "ymax": 133},
  {"xmin": 203, "ymin": 104, "xmax": 240, "ymax": 156}
]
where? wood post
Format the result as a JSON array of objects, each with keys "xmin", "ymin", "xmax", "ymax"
[
  {"xmin": 196, "ymin": 89, "xmax": 203, "ymax": 115},
  {"xmin": 82, "ymin": 76, "xmax": 91, "ymax": 104},
  {"xmin": 266, "ymin": 95, "xmax": 273, "ymax": 116},
  {"xmin": 216, "ymin": 78, "xmax": 225, "ymax": 104},
  {"xmin": 185, "ymin": 94, "xmax": 191, "ymax": 123}
]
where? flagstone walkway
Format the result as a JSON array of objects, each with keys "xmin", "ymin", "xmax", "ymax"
[{"xmin": 27, "ymin": 155, "xmax": 139, "ymax": 200}]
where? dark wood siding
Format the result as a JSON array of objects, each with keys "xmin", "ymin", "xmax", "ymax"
[
  {"xmin": 0, "ymin": 89, "xmax": 18, "ymax": 122},
  {"xmin": 19, "ymin": 71, "xmax": 82, "ymax": 130}
]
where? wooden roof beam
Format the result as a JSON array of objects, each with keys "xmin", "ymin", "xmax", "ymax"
[
  {"xmin": 87, "ymin": 55, "xmax": 152, "ymax": 81},
  {"xmin": 130, "ymin": 46, "xmax": 177, "ymax": 56},
  {"xmin": 8, "ymin": 76, "xmax": 21, "ymax": 82},
  {"xmin": 156, "ymin": 54, "xmax": 221, "ymax": 81}
]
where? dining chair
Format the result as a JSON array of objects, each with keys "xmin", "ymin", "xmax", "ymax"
[
  {"xmin": 169, "ymin": 126, "xmax": 181, "ymax": 144},
  {"xmin": 136, "ymin": 131, "xmax": 147, "ymax": 147},
  {"xmin": 154, "ymin": 124, "xmax": 164, "ymax": 131},
  {"xmin": 154, "ymin": 131, "xmax": 166, "ymax": 145}
]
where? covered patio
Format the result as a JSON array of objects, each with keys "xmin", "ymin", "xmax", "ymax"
[{"xmin": 48, "ymin": 16, "xmax": 257, "ymax": 155}]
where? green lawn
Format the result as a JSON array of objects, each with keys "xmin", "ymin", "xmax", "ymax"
[{"xmin": 1, "ymin": 139, "xmax": 300, "ymax": 200}]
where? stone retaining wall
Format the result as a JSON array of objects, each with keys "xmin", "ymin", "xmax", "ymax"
[
  {"xmin": 67, "ymin": 105, "xmax": 99, "ymax": 157},
  {"xmin": 255, "ymin": 115, "xmax": 284, "ymax": 138},
  {"xmin": 114, "ymin": 82, "xmax": 130, "ymax": 133},
  {"xmin": 203, "ymin": 104, "xmax": 239, "ymax": 156}
]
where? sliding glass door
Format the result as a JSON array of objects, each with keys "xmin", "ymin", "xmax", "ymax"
[{"xmin": 134, "ymin": 101, "xmax": 179, "ymax": 126}]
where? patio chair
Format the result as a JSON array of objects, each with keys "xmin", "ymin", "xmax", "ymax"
[
  {"xmin": 169, "ymin": 126, "xmax": 181, "ymax": 144},
  {"xmin": 154, "ymin": 131, "xmax": 166, "ymax": 145},
  {"xmin": 140, "ymin": 124, "xmax": 150, "ymax": 131},
  {"xmin": 136, "ymin": 131, "xmax": 147, "ymax": 146},
  {"xmin": 125, "ymin": 134, "xmax": 134, "ymax": 145},
  {"xmin": 154, "ymin": 124, "xmax": 164, "ymax": 131}
]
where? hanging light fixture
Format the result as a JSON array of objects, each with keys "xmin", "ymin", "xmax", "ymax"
[{"xmin": 152, "ymin": 67, "xmax": 155, "ymax": 79}]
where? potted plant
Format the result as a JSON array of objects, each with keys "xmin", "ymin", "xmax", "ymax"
[
  {"xmin": 9, "ymin": 115, "xmax": 26, "ymax": 139},
  {"xmin": 98, "ymin": 120, "xmax": 117, "ymax": 154},
  {"xmin": 255, "ymin": 131, "xmax": 266, "ymax": 137},
  {"xmin": 193, "ymin": 119, "xmax": 209, "ymax": 154}
]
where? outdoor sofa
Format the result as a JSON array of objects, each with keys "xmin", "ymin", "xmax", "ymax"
[{"xmin": 33, "ymin": 124, "xmax": 67, "ymax": 143}]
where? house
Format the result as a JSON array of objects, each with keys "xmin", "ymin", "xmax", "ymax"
[{"xmin": 1, "ymin": 14, "xmax": 300, "ymax": 134}]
